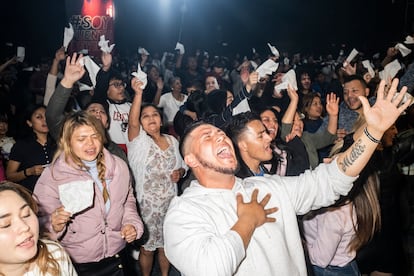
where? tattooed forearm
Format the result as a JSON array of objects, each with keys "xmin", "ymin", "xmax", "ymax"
[{"xmin": 339, "ymin": 139, "xmax": 366, "ymax": 172}]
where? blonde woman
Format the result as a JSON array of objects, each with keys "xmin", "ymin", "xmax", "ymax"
[{"xmin": 34, "ymin": 111, "xmax": 144, "ymax": 276}]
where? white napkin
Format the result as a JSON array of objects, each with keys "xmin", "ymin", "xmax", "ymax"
[
  {"xmin": 78, "ymin": 82, "xmax": 94, "ymax": 92},
  {"xmin": 83, "ymin": 56, "xmax": 100, "ymax": 87},
  {"xmin": 98, "ymin": 35, "xmax": 115, "ymax": 53},
  {"xmin": 267, "ymin": 43, "xmax": 279, "ymax": 58},
  {"xmin": 379, "ymin": 59, "xmax": 401, "ymax": 81},
  {"xmin": 16, "ymin": 46, "xmax": 25, "ymax": 62},
  {"xmin": 232, "ymin": 98, "xmax": 251, "ymax": 116},
  {"xmin": 175, "ymin": 42, "xmax": 185, "ymax": 55},
  {"xmin": 274, "ymin": 69, "xmax": 298, "ymax": 94},
  {"xmin": 58, "ymin": 180, "xmax": 94, "ymax": 215},
  {"xmin": 63, "ymin": 23, "xmax": 74, "ymax": 52},
  {"xmin": 343, "ymin": 48, "xmax": 359, "ymax": 67},
  {"xmin": 395, "ymin": 43, "xmax": 412, "ymax": 57},
  {"xmin": 362, "ymin": 60, "xmax": 375, "ymax": 78},
  {"xmin": 131, "ymin": 64, "xmax": 148, "ymax": 89},
  {"xmin": 404, "ymin": 35, "xmax": 414, "ymax": 44},
  {"xmin": 283, "ymin": 57, "xmax": 290, "ymax": 65},
  {"xmin": 256, "ymin": 59, "xmax": 279, "ymax": 79},
  {"xmin": 392, "ymin": 92, "xmax": 414, "ymax": 107},
  {"xmin": 138, "ymin": 47, "xmax": 150, "ymax": 56}
]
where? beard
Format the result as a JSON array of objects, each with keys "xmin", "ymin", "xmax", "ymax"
[{"xmin": 195, "ymin": 153, "xmax": 239, "ymax": 175}]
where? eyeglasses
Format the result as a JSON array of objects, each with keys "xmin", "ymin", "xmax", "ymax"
[{"xmin": 109, "ymin": 82, "xmax": 126, "ymax": 88}]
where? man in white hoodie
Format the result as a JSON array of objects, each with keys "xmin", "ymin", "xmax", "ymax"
[{"xmin": 163, "ymin": 79, "xmax": 410, "ymax": 275}]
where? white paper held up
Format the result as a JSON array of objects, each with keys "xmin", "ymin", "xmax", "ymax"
[
  {"xmin": 343, "ymin": 48, "xmax": 359, "ymax": 67},
  {"xmin": 138, "ymin": 47, "xmax": 150, "ymax": 56},
  {"xmin": 267, "ymin": 43, "xmax": 280, "ymax": 58},
  {"xmin": 83, "ymin": 56, "xmax": 100, "ymax": 87},
  {"xmin": 379, "ymin": 59, "xmax": 401, "ymax": 82},
  {"xmin": 362, "ymin": 60, "xmax": 375, "ymax": 78},
  {"xmin": 16, "ymin": 47, "xmax": 25, "ymax": 62},
  {"xmin": 98, "ymin": 35, "xmax": 115, "ymax": 53},
  {"xmin": 63, "ymin": 23, "xmax": 74, "ymax": 51},
  {"xmin": 175, "ymin": 42, "xmax": 185, "ymax": 55},
  {"xmin": 232, "ymin": 98, "xmax": 251, "ymax": 116},
  {"xmin": 404, "ymin": 35, "xmax": 414, "ymax": 44},
  {"xmin": 274, "ymin": 69, "xmax": 298, "ymax": 94},
  {"xmin": 256, "ymin": 59, "xmax": 279, "ymax": 79},
  {"xmin": 395, "ymin": 43, "xmax": 412, "ymax": 57},
  {"xmin": 58, "ymin": 180, "xmax": 94, "ymax": 215},
  {"xmin": 131, "ymin": 64, "xmax": 148, "ymax": 89}
]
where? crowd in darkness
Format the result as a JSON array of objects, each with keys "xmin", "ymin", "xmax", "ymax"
[{"xmin": 0, "ymin": 29, "xmax": 414, "ymax": 275}]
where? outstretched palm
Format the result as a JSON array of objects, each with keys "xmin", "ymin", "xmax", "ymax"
[{"xmin": 362, "ymin": 79, "xmax": 411, "ymax": 133}]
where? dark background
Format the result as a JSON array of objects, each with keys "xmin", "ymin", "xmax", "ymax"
[{"xmin": 1, "ymin": 0, "xmax": 412, "ymax": 64}]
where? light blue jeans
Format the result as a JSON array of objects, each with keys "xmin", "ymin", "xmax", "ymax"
[{"xmin": 312, "ymin": 260, "xmax": 361, "ymax": 276}]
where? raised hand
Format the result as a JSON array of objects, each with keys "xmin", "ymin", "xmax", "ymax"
[
  {"xmin": 326, "ymin": 92, "xmax": 340, "ymax": 116},
  {"xmin": 55, "ymin": 46, "xmax": 66, "ymax": 62},
  {"xmin": 60, "ymin": 53, "xmax": 85, "ymax": 88},
  {"xmin": 101, "ymin": 52, "xmax": 112, "ymax": 71},
  {"xmin": 131, "ymin": 77, "xmax": 144, "ymax": 95},
  {"xmin": 246, "ymin": 71, "xmax": 259, "ymax": 92},
  {"xmin": 361, "ymin": 79, "xmax": 411, "ymax": 138}
]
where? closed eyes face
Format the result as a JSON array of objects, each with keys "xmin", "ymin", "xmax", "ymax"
[
  {"xmin": 0, "ymin": 191, "xmax": 39, "ymax": 266},
  {"xmin": 189, "ymin": 124, "xmax": 237, "ymax": 174},
  {"xmin": 70, "ymin": 125, "xmax": 102, "ymax": 161}
]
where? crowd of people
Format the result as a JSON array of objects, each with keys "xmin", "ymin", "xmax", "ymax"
[{"xmin": 0, "ymin": 34, "xmax": 413, "ymax": 276}]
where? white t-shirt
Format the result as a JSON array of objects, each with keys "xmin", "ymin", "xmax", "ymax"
[
  {"xmin": 158, "ymin": 92, "xmax": 188, "ymax": 124},
  {"xmin": 107, "ymin": 101, "xmax": 131, "ymax": 144},
  {"xmin": 25, "ymin": 239, "xmax": 77, "ymax": 276}
]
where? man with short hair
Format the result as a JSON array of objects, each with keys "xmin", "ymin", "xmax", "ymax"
[{"xmin": 163, "ymin": 79, "xmax": 410, "ymax": 275}]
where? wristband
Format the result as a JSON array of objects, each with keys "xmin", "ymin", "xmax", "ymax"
[
  {"xmin": 363, "ymin": 127, "xmax": 381, "ymax": 144},
  {"xmin": 23, "ymin": 169, "xmax": 29, "ymax": 177}
]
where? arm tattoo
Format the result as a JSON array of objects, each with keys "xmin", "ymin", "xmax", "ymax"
[{"xmin": 339, "ymin": 139, "xmax": 366, "ymax": 172}]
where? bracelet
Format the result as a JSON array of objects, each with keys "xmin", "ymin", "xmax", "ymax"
[
  {"xmin": 363, "ymin": 127, "xmax": 381, "ymax": 144},
  {"xmin": 23, "ymin": 169, "xmax": 29, "ymax": 177}
]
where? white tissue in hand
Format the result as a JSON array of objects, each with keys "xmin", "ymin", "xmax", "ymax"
[
  {"xmin": 98, "ymin": 35, "xmax": 115, "ymax": 53},
  {"xmin": 131, "ymin": 64, "xmax": 148, "ymax": 89},
  {"xmin": 362, "ymin": 60, "xmax": 375, "ymax": 78},
  {"xmin": 63, "ymin": 23, "xmax": 74, "ymax": 51},
  {"xmin": 267, "ymin": 43, "xmax": 279, "ymax": 58},
  {"xmin": 175, "ymin": 42, "xmax": 185, "ymax": 55},
  {"xmin": 404, "ymin": 35, "xmax": 414, "ymax": 44},
  {"xmin": 58, "ymin": 180, "xmax": 94, "ymax": 215},
  {"xmin": 379, "ymin": 59, "xmax": 401, "ymax": 81},
  {"xmin": 16, "ymin": 47, "xmax": 25, "ymax": 62},
  {"xmin": 395, "ymin": 43, "xmax": 412, "ymax": 57},
  {"xmin": 256, "ymin": 59, "xmax": 279, "ymax": 79},
  {"xmin": 138, "ymin": 47, "xmax": 150, "ymax": 56},
  {"xmin": 83, "ymin": 56, "xmax": 100, "ymax": 87},
  {"xmin": 274, "ymin": 69, "xmax": 298, "ymax": 94},
  {"xmin": 343, "ymin": 48, "xmax": 359, "ymax": 67}
]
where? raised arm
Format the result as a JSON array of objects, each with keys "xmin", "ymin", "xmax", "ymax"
[
  {"xmin": 128, "ymin": 77, "xmax": 144, "ymax": 141},
  {"xmin": 44, "ymin": 47, "xmax": 66, "ymax": 106},
  {"xmin": 46, "ymin": 53, "xmax": 85, "ymax": 140},
  {"xmin": 336, "ymin": 79, "xmax": 411, "ymax": 177},
  {"xmin": 92, "ymin": 52, "xmax": 113, "ymax": 103},
  {"xmin": 325, "ymin": 92, "xmax": 340, "ymax": 135},
  {"xmin": 281, "ymin": 85, "xmax": 299, "ymax": 125}
]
